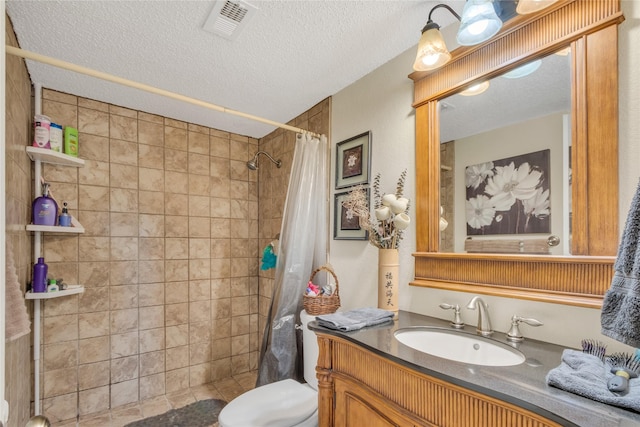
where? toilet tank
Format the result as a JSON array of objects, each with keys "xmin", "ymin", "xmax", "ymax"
[{"xmin": 300, "ymin": 310, "xmax": 319, "ymax": 390}]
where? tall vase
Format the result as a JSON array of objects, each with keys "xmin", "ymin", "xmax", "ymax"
[{"xmin": 378, "ymin": 248, "xmax": 399, "ymax": 318}]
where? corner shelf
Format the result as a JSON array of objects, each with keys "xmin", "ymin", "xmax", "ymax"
[
  {"xmin": 25, "ymin": 286, "xmax": 84, "ymax": 300},
  {"xmin": 26, "ymin": 146, "xmax": 85, "ymax": 167},
  {"xmin": 26, "ymin": 217, "xmax": 85, "ymax": 234}
]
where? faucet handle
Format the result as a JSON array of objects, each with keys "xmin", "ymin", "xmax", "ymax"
[
  {"xmin": 506, "ymin": 315, "xmax": 543, "ymax": 342},
  {"xmin": 439, "ymin": 303, "xmax": 465, "ymax": 329}
]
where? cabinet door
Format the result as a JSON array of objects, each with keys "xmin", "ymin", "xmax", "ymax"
[{"xmin": 333, "ymin": 377, "xmax": 433, "ymax": 427}]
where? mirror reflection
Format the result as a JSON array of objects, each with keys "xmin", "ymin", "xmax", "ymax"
[{"xmin": 438, "ymin": 49, "xmax": 571, "ymax": 255}]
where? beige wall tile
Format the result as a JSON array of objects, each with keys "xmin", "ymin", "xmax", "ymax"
[
  {"xmin": 189, "ymin": 153, "xmax": 210, "ymax": 176},
  {"xmin": 79, "ymin": 134, "xmax": 110, "ymax": 161},
  {"xmin": 190, "ymin": 342, "xmax": 212, "ymax": 365},
  {"xmin": 78, "ymin": 185, "xmax": 110, "ymax": 212},
  {"xmin": 140, "ymin": 237, "xmax": 164, "ymax": 260},
  {"xmin": 139, "ymin": 328, "xmax": 165, "ymax": 353},
  {"xmin": 210, "ymin": 176, "xmax": 230, "ymax": 198},
  {"xmin": 110, "ymin": 163, "xmax": 139, "ymax": 189},
  {"xmin": 44, "ymin": 314, "xmax": 78, "ymax": 344},
  {"xmin": 210, "ymin": 258, "xmax": 231, "ymax": 279},
  {"xmin": 165, "ymin": 193, "xmax": 188, "ymax": 216},
  {"xmin": 189, "ymin": 131, "xmax": 209, "ymax": 155},
  {"xmin": 78, "ymin": 108, "xmax": 109, "ymax": 137},
  {"xmin": 139, "ymin": 260, "xmax": 165, "ymax": 284},
  {"xmin": 210, "ymin": 358, "xmax": 231, "ymax": 381},
  {"xmin": 110, "ymin": 114, "xmax": 138, "ymax": 142},
  {"xmin": 43, "ymin": 367, "xmax": 77, "ymax": 398},
  {"xmin": 139, "ymin": 282, "xmax": 165, "ymax": 307},
  {"xmin": 165, "ymin": 126, "xmax": 188, "ymax": 151},
  {"xmin": 139, "ymin": 305, "xmax": 164, "ymax": 330},
  {"xmin": 189, "ymin": 279, "xmax": 211, "ymax": 301},
  {"xmin": 231, "ymin": 315, "xmax": 250, "ymax": 336},
  {"xmin": 165, "ymin": 149, "xmax": 188, "ymax": 173},
  {"xmin": 42, "ymin": 392, "xmax": 78, "ymax": 423},
  {"xmin": 212, "ymin": 337, "xmax": 231, "ymax": 360},
  {"xmin": 189, "ymin": 363, "xmax": 211, "ymax": 387},
  {"xmin": 139, "ymin": 214, "xmax": 164, "ymax": 237},
  {"xmin": 139, "ymin": 120, "xmax": 164, "ymax": 147},
  {"xmin": 111, "ymin": 308, "xmax": 139, "ymax": 334},
  {"xmin": 189, "ymin": 217, "xmax": 210, "ymax": 238},
  {"xmin": 78, "ymin": 385, "xmax": 110, "ymax": 415},
  {"xmin": 110, "ymin": 260, "xmax": 139, "ymax": 285},
  {"xmin": 189, "ymin": 300, "xmax": 211, "ymax": 324},
  {"xmin": 79, "ymin": 159, "xmax": 110, "ymax": 186},
  {"xmin": 78, "ymin": 338, "xmax": 111, "ymax": 365},
  {"xmin": 140, "ymin": 372, "xmax": 165, "ymax": 400},
  {"xmin": 165, "ymin": 281, "xmax": 189, "ymax": 304},
  {"xmin": 111, "ymin": 355, "xmax": 139, "ymax": 383},
  {"xmin": 165, "ymin": 259, "xmax": 188, "ymax": 282},
  {"xmin": 189, "ymin": 173, "xmax": 211, "ymax": 196},
  {"xmin": 211, "ymin": 239, "xmax": 230, "ymax": 259},
  {"xmin": 189, "ymin": 258, "xmax": 210, "ymax": 280},
  {"xmin": 140, "ymin": 350, "xmax": 165, "ymax": 376},
  {"xmin": 110, "ymin": 139, "xmax": 138, "ymax": 166},
  {"xmin": 210, "ymin": 135, "xmax": 230, "ymax": 158},
  {"xmin": 111, "ymin": 379, "xmax": 139, "ymax": 408},
  {"xmin": 166, "ymin": 346, "xmax": 189, "ymax": 370},
  {"xmin": 110, "ymin": 188, "xmax": 138, "ymax": 212},
  {"xmin": 188, "ymin": 195, "xmax": 210, "ymax": 217},
  {"xmin": 139, "ymin": 143, "xmax": 164, "ymax": 169},
  {"xmin": 165, "ymin": 368, "xmax": 190, "ymax": 393},
  {"xmin": 110, "ymin": 236, "xmax": 138, "ymax": 261},
  {"xmin": 110, "ymin": 285, "xmax": 139, "ymax": 310},
  {"xmin": 78, "ymin": 362, "xmax": 110, "ymax": 390},
  {"xmin": 139, "ymin": 167, "xmax": 164, "ymax": 191},
  {"xmin": 211, "ymin": 278, "xmax": 231, "ymax": 299},
  {"xmin": 166, "ymin": 325, "xmax": 189, "ymax": 348},
  {"xmin": 166, "ymin": 215, "xmax": 189, "ymax": 237},
  {"xmin": 77, "ymin": 268, "xmax": 109, "ymax": 292},
  {"xmin": 111, "ymin": 331, "xmax": 139, "ymax": 358},
  {"xmin": 44, "ymin": 342, "xmax": 78, "ymax": 371},
  {"xmin": 110, "ymin": 212, "xmax": 139, "ymax": 236},
  {"xmin": 139, "ymin": 190, "xmax": 164, "ymax": 214},
  {"xmin": 79, "ymin": 312, "xmax": 110, "ymax": 339},
  {"xmin": 189, "ymin": 321, "xmax": 211, "ymax": 344},
  {"xmin": 231, "ymin": 353, "xmax": 251, "ymax": 375}
]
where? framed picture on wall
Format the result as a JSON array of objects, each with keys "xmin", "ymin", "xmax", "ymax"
[
  {"xmin": 335, "ymin": 131, "xmax": 371, "ymax": 189},
  {"xmin": 334, "ymin": 189, "xmax": 369, "ymax": 240}
]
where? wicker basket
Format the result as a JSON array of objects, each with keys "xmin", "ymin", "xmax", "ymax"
[{"xmin": 303, "ymin": 265, "xmax": 340, "ymax": 315}]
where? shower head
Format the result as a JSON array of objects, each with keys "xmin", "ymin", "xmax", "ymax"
[{"xmin": 247, "ymin": 151, "xmax": 282, "ymax": 170}]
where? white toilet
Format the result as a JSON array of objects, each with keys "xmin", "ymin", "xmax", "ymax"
[{"xmin": 218, "ymin": 310, "xmax": 319, "ymax": 427}]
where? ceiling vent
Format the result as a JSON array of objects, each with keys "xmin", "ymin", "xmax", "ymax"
[{"xmin": 203, "ymin": 0, "xmax": 258, "ymax": 40}]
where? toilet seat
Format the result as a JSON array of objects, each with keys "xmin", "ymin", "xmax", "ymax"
[{"xmin": 218, "ymin": 378, "xmax": 318, "ymax": 427}]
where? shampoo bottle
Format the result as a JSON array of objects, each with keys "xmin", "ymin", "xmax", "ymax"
[
  {"xmin": 32, "ymin": 257, "xmax": 48, "ymax": 293},
  {"xmin": 32, "ymin": 183, "xmax": 58, "ymax": 226}
]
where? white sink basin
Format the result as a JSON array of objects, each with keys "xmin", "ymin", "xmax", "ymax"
[{"xmin": 394, "ymin": 327, "xmax": 525, "ymax": 367}]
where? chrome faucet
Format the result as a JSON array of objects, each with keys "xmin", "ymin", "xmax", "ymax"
[{"xmin": 466, "ymin": 296, "xmax": 492, "ymax": 336}]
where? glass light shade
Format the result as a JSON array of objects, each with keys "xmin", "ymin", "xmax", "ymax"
[
  {"xmin": 456, "ymin": 0, "xmax": 503, "ymax": 46},
  {"xmin": 459, "ymin": 80, "xmax": 490, "ymax": 96},
  {"xmin": 413, "ymin": 27, "xmax": 452, "ymax": 71},
  {"xmin": 516, "ymin": 0, "xmax": 559, "ymax": 15},
  {"xmin": 502, "ymin": 59, "xmax": 542, "ymax": 79}
]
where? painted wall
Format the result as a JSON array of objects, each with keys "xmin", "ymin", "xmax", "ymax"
[{"xmin": 331, "ymin": 1, "xmax": 640, "ymax": 354}]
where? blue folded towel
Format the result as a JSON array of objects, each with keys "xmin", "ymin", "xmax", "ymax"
[
  {"xmin": 316, "ymin": 307, "xmax": 394, "ymax": 332},
  {"xmin": 546, "ymin": 349, "xmax": 640, "ymax": 412}
]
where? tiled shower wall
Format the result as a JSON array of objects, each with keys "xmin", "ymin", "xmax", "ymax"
[
  {"xmin": 5, "ymin": 12, "xmax": 331, "ymax": 424},
  {"xmin": 5, "ymin": 14, "xmax": 37, "ymax": 427},
  {"xmin": 35, "ymin": 89, "xmax": 261, "ymax": 422}
]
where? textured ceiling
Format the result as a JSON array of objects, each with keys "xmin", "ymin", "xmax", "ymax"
[{"xmin": 6, "ymin": 0, "xmax": 464, "ymax": 138}]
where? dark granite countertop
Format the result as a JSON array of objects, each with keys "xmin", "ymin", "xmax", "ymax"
[{"xmin": 309, "ymin": 310, "xmax": 640, "ymax": 427}]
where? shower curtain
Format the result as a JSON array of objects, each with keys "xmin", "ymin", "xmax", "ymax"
[{"xmin": 257, "ymin": 133, "xmax": 328, "ymax": 386}]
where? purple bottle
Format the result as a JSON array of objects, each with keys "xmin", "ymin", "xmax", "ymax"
[
  {"xmin": 32, "ymin": 182, "xmax": 58, "ymax": 226},
  {"xmin": 32, "ymin": 257, "xmax": 48, "ymax": 293}
]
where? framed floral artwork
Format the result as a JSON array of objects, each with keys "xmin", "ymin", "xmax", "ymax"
[
  {"xmin": 465, "ymin": 149, "xmax": 551, "ymax": 235},
  {"xmin": 334, "ymin": 189, "xmax": 369, "ymax": 240},
  {"xmin": 335, "ymin": 131, "xmax": 371, "ymax": 189}
]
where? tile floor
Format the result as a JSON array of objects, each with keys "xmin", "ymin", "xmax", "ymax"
[{"xmin": 52, "ymin": 371, "xmax": 257, "ymax": 427}]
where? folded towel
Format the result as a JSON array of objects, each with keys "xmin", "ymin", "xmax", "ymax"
[
  {"xmin": 316, "ymin": 307, "xmax": 394, "ymax": 332},
  {"xmin": 546, "ymin": 349, "xmax": 640, "ymax": 412},
  {"xmin": 601, "ymin": 180, "xmax": 640, "ymax": 347}
]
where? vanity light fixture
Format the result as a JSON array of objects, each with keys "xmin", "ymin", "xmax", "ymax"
[
  {"xmin": 413, "ymin": 1, "xmax": 503, "ymax": 72},
  {"xmin": 456, "ymin": 0, "xmax": 503, "ymax": 46},
  {"xmin": 515, "ymin": 0, "xmax": 559, "ymax": 15},
  {"xmin": 412, "ymin": 4, "xmax": 460, "ymax": 72},
  {"xmin": 459, "ymin": 80, "xmax": 490, "ymax": 96},
  {"xmin": 502, "ymin": 59, "xmax": 542, "ymax": 79}
]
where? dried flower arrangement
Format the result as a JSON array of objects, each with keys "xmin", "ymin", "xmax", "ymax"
[{"xmin": 341, "ymin": 170, "xmax": 410, "ymax": 249}]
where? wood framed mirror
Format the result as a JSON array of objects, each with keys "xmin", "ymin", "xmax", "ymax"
[{"xmin": 410, "ymin": 0, "xmax": 624, "ymax": 308}]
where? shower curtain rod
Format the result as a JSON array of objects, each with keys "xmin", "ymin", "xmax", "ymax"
[{"xmin": 5, "ymin": 45, "xmax": 322, "ymax": 138}]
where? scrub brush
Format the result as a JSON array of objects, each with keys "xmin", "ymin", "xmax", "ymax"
[
  {"xmin": 581, "ymin": 339, "xmax": 607, "ymax": 362},
  {"xmin": 607, "ymin": 352, "xmax": 640, "ymax": 395}
]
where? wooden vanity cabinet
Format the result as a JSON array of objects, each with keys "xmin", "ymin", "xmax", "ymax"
[{"xmin": 315, "ymin": 333, "xmax": 565, "ymax": 427}]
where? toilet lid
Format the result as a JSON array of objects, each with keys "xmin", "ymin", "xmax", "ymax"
[{"xmin": 219, "ymin": 379, "xmax": 317, "ymax": 427}]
